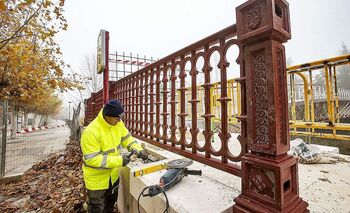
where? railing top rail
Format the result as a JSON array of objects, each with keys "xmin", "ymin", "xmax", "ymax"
[
  {"xmin": 287, "ymin": 54, "xmax": 350, "ymax": 72},
  {"xmin": 113, "ymin": 24, "xmax": 237, "ymax": 84}
]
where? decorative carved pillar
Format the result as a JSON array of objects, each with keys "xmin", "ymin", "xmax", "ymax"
[{"xmin": 234, "ymin": 0, "xmax": 308, "ymax": 212}]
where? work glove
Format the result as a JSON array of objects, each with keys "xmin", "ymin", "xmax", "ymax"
[
  {"xmin": 122, "ymin": 155, "xmax": 131, "ymax": 167},
  {"xmin": 137, "ymin": 150, "xmax": 149, "ymax": 161}
]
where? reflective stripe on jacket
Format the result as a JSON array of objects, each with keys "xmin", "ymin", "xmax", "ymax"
[{"xmin": 81, "ymin": 109, "xmax": 143, "ymax": 190}]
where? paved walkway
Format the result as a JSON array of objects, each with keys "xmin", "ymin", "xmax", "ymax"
[{"xmin": 130, "ymin": 140, "xmax": 350, "ymax": 213}]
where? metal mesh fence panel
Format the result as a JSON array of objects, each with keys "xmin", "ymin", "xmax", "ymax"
[{"xmin": 4, "ymin": 114, "xmax": 69, "ymax": 176}]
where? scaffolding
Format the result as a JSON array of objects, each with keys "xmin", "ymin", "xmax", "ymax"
[{"xmin": 108, "ymin": 52, "xmax": 157, "ymax": 81}]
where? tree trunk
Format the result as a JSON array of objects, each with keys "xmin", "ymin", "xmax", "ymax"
[
  {"xmin": 0, "ymin": 102, "xmax": 3, "ymax": 127},
  {"xmin": 10, "ymin": 111, "xmax": 17, "ymax": 139},
  {"xmin": 38, "ymin": 115, "xmax": 44, "ymax": 127},
  {"xmin": 23, "ymin": 112, "xmax": 28, "ymax": 129},
  {"xmin": 32, "ymin": 113, "xmax": 37, "ymax": 127},
  {"xmin": 44, "ymin": 115, "xmax": 48, "ymax": 126},
  {"xmin": 19, "ymin": 112, "xmax": 23, "ymax": 129}
]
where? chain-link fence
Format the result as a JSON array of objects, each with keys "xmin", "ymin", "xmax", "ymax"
[{"xmin": 0, "ymin": 101, "xmax": 70, "ymax": 178}]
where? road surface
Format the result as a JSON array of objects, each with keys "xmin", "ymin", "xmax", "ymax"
[{"xmin": 3, "ymin": 120, "xmax": 70, "ymax": 176}]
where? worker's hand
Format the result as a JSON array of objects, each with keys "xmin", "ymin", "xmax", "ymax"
[
  {"xmin": 122, "ymin": 155, "xmax": 131, "ymax": 167},
  {"xmin": 138, "ymin": 150, "xmax": 149, "ymax": 161}
]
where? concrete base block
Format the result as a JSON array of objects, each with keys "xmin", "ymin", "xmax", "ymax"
[{"xmin": 118, "ymin": 141, "xmax": 241, "ymax": 213}]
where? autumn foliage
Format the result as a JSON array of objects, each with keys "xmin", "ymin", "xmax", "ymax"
[{"xmin": 0, "ymin": 0, "xmax": 81, "ymax": 115}]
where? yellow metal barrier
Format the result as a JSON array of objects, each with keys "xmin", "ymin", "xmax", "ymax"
[
  {"xmin": 177, "ymin": 54, "xmax": 350, "ymax": 140},
  {"xmin": 182, "ymin": 80, "xmax": 241, "ymax": 128},
  {"xmin": 287, "ymin": 54, "xmax": 350, "ymax": 140}
]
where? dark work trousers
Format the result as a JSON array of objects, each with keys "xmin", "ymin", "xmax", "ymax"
[{"xmin": 87, "ymin": 178, "xmax": 120, "ymax": 213}]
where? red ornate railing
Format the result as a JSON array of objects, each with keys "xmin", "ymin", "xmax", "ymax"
[
  {"xmin": 84, "ymin": 90, "xmax": 104, "ymax": 126},
  {"xmin": 85, "ymin": 25, "xmax": 245, "ymax": 176}
]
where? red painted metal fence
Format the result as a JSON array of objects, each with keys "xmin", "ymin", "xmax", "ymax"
[
  {"xmin": 85, "ymin": 0, "xmax": 308, "ymax": 211},
  {"xmin": 85, "ymin": 24, "xmax": 244, "ymax": 176}
]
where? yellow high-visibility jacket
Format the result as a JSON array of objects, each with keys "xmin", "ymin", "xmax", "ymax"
[{"xmin": 80, "ymin": 109, "xmax": 143, "ymax": 190}]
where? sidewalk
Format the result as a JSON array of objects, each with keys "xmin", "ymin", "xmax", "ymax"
[{"xmin": 126, "ymin": 141, "xmax": 350, "ymax": 213}]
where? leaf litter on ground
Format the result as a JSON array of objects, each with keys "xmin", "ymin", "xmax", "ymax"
[{"xmin": 0, "ymin": 139, "xmax": 86, "ymax": 212}]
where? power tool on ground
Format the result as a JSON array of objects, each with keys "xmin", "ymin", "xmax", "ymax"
[{"xmin": 137, "ymin": 158, "xmax": 202, "ymax": 213}]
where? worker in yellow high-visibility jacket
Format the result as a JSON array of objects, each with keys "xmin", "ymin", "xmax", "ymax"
[{"xmin": 81, "ymin": 99, "xmax": 148, "ymax": 213}]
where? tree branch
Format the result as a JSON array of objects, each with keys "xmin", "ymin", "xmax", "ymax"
[
  {"xmin": 0, "ymin": 34, "xmax": 34, "ymax": 44},
  {"xmin": 0, "ymin": 3, "xmax": 42, "ymax": 50}
]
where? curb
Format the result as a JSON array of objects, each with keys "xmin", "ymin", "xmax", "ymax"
[{"xmin": 11, "ymin": 124, "xmax": 67, "ymax": 135}]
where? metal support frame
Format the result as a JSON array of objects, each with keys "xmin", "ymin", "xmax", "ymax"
[
  {"xmin": 1, "ymin": 100, "xmax": 8, "ymax": 178},
  {"xmin": 108, "ymin": 52, "xmax": 156, "ymax": 81},
  {"xmin": 103, "ymin": 31, "xmax": 110, "ymax": 105}
]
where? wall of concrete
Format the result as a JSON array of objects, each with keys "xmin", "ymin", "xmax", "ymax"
[{"xmin": 118, "ymin": 140, "xmax": 241, "ymax": 213}]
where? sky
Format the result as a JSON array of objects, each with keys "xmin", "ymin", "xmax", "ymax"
[{"xmin": 56, "ymin": 0, "xmax": 350, "ymax": 116}]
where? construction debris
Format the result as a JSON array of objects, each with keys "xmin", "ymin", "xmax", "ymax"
[
  {"xmin": 0, "ymin": 139, "xmax": 86, "ymax": 212},
  {"xmin": 289, "ymin": 140, "xmax": 323, "ymax": 164},
  {"xmin": 288, "ymin": 138, "xmax": 348, "ymax": 164}
]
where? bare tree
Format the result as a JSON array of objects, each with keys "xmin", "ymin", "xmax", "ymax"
[
  {"xmin": 80, "ymin": 54, "xmax": 103, "ymax": 94},
  {"xmin": 63, "ymin": 54, "xmax": 103, "ymax": 121},
  {"xmin": 313, "ymin": 42, "xmax": 350, "ymax": 89},
  {"xmin": 336, "ymin": 41, "xmax": 350, "ymax": 89},
  {"xmin": 65, "ymin": 54, "xmax": 102, "ymax": 106}
]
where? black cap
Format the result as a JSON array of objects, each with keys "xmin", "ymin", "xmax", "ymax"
[{"xmin": 103, "ymin": 99, "xmax": 124, "ymax": 117}]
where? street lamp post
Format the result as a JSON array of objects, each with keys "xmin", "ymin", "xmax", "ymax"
[{"xmin": 68, "ymin": 101, "xmax": 72, "ymax": 120}]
